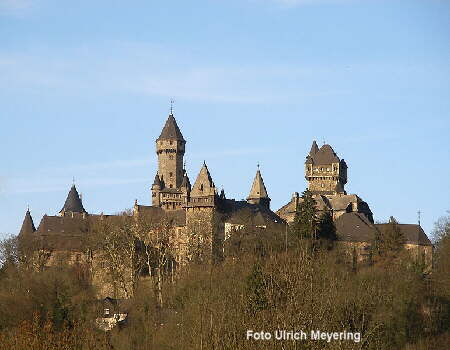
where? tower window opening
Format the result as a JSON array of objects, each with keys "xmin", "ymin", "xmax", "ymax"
[
  {"xmin": 170, "ymin": 184, "xmax": 173, "ymax": 188},
  {"xmin": 169, "ymin": 172, "xmax": 173, "ymax": 177}
]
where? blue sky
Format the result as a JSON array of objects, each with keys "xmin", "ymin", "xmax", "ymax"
[{"xmin": 0, "ymin": 0, "xmax": 449, "ymax": 240}]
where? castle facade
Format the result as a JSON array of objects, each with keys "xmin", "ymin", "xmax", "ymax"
[{"xmin": 18, "ymin": 112, "xmax": 433, "ymax": 297}]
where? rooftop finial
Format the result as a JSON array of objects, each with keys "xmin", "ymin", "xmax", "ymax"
[
  {"xmin": 27, "ymin": 204, "xmax": 30, "ymax": 212},
  {"xmin": 418, "ymin": 210, "xmax": 421, "ymax": 226},
  {"xmin": 170, "ymin": 99, "xmax": 175, "ymax": 115},
  {"xmin": 72, "ymin": 176, "xmax": 75, "ymax": 186},
  {"xmin": 257, "ymin": 162, "xmax": 260, "ymax": 170}
]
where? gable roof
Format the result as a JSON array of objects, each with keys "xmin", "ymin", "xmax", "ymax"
[
  {"xmin": 375, "ymin": 223, "xmax": 432, "ymax": 246},
  {"xmin": 157, "ymin": 114, "xmax": 185, "ymax": 142},
  {"xmin": 191, "ymin": 162, "xmax": 216, "ymax": 197},
  {"xmin": 247, "ymin": 169, "xmax": 269, "ymax": 200},
  {"xmin": 60, "ymin": 185, "xmax": 86, "ymax": 214}
]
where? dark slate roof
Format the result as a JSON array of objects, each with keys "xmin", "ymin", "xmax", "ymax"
[
  {"xmin": 219, "ymin": 199, "xmax": 284, "ymax": 226},
  {"xmin": 60, "ymin": 185, "xmax": 86, "ymax": 214},
  {"xmin": 34, "ymin": 214, "xmax": 91, "ymax": 251},
  {"xmin": 375, "ymin": 223, "xmax": 432, "ymax": 246},
  {"xmin": 335, "ymin": 212, "xmax": 378, "ymax": 242},
  {"xmin": 136, "ymin": 205, "xmax": 186, "ymax": 227},
  {"xmin": 157, "ymin": 114, "xmax": 185, "ymax": 142},
  {"xmin": 306, "ymin": 144, "xmax": 340, "ymax": 165},
  {"xmin": 19, "ymin": 209, "xmax": 36, "ymax": 236}
]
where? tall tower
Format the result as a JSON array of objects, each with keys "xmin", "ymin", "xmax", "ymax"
[
  {"xmin": 156, "ymin": 114, "xmax": 185, "ymax": 189},
  {"xmin": 184, "ymin": 162, "xmax": 222, "ymax": 263},
  {"xmin": 152, "ymin": 113, "xmax": 187, "ymax": 210},
  {"xmin": 305, "ymin": 141, "xmax": 347, "ymax": 195}
]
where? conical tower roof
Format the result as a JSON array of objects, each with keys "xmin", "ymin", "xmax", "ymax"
[
  {"xmin": 157, "ymin": 114, "xmax": 185, "ymax": 142},
  {"xmin": 60, "ymin": 185, "xmax": 86, "ymax": 214},
  {"xmin": 247, "ymin": 169, "xmax": 269, "ymax": 200},
  {"xmin": 19, "ymin": 209, "xmax": 36, "ymax": 235},
  {"xmin": 310, "ymin": 140, "xmax": 319, "ymax": 155},
  {"xmin": 153, "ymin": 173, "xmax": 161, "ymax": 187},
  {"xmin": 191, "ymin": 162, "xmax": 216, "ymax": 196},
  {"xmin": 181, "ymin": 173, "xmax": 191, "ymax": 189}
]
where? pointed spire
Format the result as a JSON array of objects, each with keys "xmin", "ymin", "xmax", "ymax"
[
  {"xmin": 310, "ymin": 140, "xmax": 319, "ymax": 156},
  {"xmin": 60, "ymin": 184, "xmax": 86, "ymax": 215},
  {"xmin": 247, "ymin": 168, "xmax": 269, "ymax": 200},
  {"xmin": 153, "ymin": 173, "xmax": 161, "ymax": 187},
  {"xmin": 247, "ymin": 167, "xmax": 271, "ymax": 209},
  {"xmin": 191, "ymin": 162, "xmax": 216, "ymax": 197},
  {"xmin": 19, "ymin": 208, "xmax": 36, "ymax": 235},
  {"xmin": 157, "ymin": 114, "xmax": 185, "ymax": 141},
  {"xmin": 181, "ymin": 173, "xmax": 191, "ymax": 189}
]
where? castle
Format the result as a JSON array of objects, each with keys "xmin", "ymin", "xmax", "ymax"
[{"xmin": 18, "ymin": 112, "xmax": 433, "ymax": 296}]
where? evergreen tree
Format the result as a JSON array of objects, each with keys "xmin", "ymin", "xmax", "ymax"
[
  {"xmin": 246, "ymin": 263, "xmax": 268, "ymax": 314},
  {"xmin": 292, "ymin": 190, "xmax": 318, "ymax": 239},
  {"xmin": 317, "ymin": 209, "xmax": 337, "ymax": 241},
  {"xmin": 376, "ymin": 216, "xmax": 405, "ymax": 256}
]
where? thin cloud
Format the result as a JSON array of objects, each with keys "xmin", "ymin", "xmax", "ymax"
[
  {"xmin": 0, "ymin": 0, "xmax": 35, "ymax": 15},
  {"xmin": 0, "ymin": 44, "xmax": 352, "ymax": 104}
]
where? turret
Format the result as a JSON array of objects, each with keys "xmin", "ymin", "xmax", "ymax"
[
  {"xmin": 151, "ymin": 173, "xmax": 162, "ymax": 206},
  {"xmin": 247, "ymin": 166, "xmax": 271, "ymax": 209},
  {"xmin": 156, "ymin": 114, "xmax": 185, "ymax": 190},
  {"xmin": 181, "ymin": 172, "xmax": 191, "ymax": 203}
]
